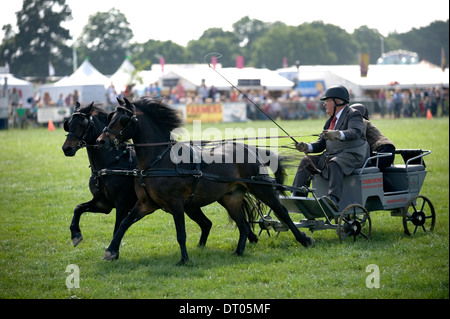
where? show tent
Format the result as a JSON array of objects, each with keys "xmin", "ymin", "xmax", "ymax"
[{"xmin": 38, "ymin": 58, "xmax": 110, "ymax": 105}]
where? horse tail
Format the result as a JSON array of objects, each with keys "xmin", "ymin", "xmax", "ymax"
[
  {"xmin": 273, "ymin": 154, "xmax": 289, "ymax": 195},
  {"xmin": 241, "ymin": 194, "xmax": 259, "ymax": 230}
]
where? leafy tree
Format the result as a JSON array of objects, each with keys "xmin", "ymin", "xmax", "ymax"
[
  {"xmin": 186, "ymin": 28, "xmax": 241, "ymax": 67},
  {"xmin": 131, "ymin": 39, "xmax": 187, "ymax": 68},
  {"xmin": 310, "ymin": 22, "xmax": 359, "ymax": 64},
  {"xmin": 76, "ymin": 8, "xmax": 133, "ymax": 74},
  {"xmin": 352, "ymin": 26, "xmax": 385, "ymax": 64},
  {"xmin": 391, "ymin": 20, "xmax": 449, "ymax": 64},
  {"xmin": 0, "ymin": 0, "xmax": 72, "ymax": 77},
  {"xmin": 251, "ymin": 23, "xmax": 333, "ymax": 69},
  {"xmin": 232, "ymin": 16, "xmax": 270, "ymax": 47}
]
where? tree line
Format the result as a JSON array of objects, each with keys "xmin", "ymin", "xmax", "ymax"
[{"xmin": 1, "ymin": 0, "xmax": 448, "ymax": 78}]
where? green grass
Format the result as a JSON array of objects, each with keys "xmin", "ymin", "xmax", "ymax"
[{"xmin": 0, "ymin": 117, "xmax": 448, "ymax": 299}]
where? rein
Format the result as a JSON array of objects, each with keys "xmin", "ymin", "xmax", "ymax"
[{"xmin": 127, "ymin": 134, "xmax": 320, "ymax": 148}]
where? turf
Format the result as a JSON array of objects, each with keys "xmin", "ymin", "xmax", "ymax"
[{"xmin": 0, "ymin": 117, "xmax": 448, "ymax": 299}]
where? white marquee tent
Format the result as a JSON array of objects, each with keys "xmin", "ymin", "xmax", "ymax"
[
  {"xmin": 278, "ymin": 61, "xmax": 449, "ymax": 98},
  {"xmin": 108, "ymin": 57, "xmax": 136, "ymax": 94},
  {"xmin": 39, "ymin": 59, "xmax": 110, "ymax": 105},
  {"xmin": 161, "ymin": 65, "xmax": 295, "ymax": 91},
  {"xmin": 0, "ymin": 73, "xmax": 34, "ymax": 107}
]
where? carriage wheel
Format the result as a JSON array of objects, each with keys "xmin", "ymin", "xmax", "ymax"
[
  {"xmin": 402, "ymin": 195, "xmax": 435, "ymax": 236},
  {"xmin": 337, "ymin": 204, "xmax": 372, "ymax": 243},
  {"xmin": 257, "ymin": 215, "xmax": 274, "ymax": 236}
]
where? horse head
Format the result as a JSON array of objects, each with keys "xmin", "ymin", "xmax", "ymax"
[
  {"xmin": 96, "ymin": 97, "xmax": 137, "ymax": 151},
  {"xmin": 62, "ymin": 101, "xmax": 95, "ymax": 156}
]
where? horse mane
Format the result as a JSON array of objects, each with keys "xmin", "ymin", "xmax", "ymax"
[{"xmin": 133, "ymin": 97, "xmax": 183, "ymax": 132}]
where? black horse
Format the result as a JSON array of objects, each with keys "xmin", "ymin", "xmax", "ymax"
[
  {"xmin": 62, "ymin": 102, "xmax": 138, "ymax": 247},
  {"xmin": 97, "ymin": 97, "xmax": 314, "ymax": 265}
]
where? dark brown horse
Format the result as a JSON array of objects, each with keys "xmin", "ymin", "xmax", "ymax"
[
  {"xmin": 62, "ymin": 102, "xmax": 138, "ymax": 246},
  {"xmin": 97, "ymin": 97, "xmax": 314, "ymax": 265}
]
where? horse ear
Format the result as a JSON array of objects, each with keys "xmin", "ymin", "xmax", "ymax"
[
  {"xmin": 85, "ymin": 101, "xmax": 94, "ymax": 113},
  {"xmin": 116, "ymin": 97, "xmax": 124, "ymax": 106},
  {"xmin": 75, "ymin": 101, "xmax": 81, "ymax": 110},
  {"xmin": 124, "ymin": 97, "xmax": 133, "ymax": 110}
]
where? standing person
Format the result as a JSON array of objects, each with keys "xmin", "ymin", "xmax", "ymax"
[
  {"xmin": 208, "ymin": 85, "xmax": 217, "ymax": 101},
  {"xmin": 292, "ymin": 85, "xmax": 370, "ymax": 209},
  {"xmin": 351, "ymin": 103, "xmax": 396, "ymax": 170},
  {"xmin": 72, "ymin": 90, "xmax": 79, "ymax": 106},
  {"xmin": 9, "ymin": 87, "xmax": 21, "ymax": 127},
  {"xmin": 56, "ymin": 93, "xmax": 64, "ymax": 106},
  {"xmin": 377, "ymin": 89, "xmax": 387, "ymax": 118},
  {"xmin": 198, "ymin": 80, "xmax": 208, "ymax": 102},
  {"xmin": 392, "ymin": 88, "xmax": 403, "ymax": 118},
  {"xmin": 176, "ymin": 80, "xmax": 186, "ymax": 103}
]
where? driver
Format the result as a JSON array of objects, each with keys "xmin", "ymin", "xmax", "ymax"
[{"xmin": 292, "ymin": 85, "xmax": 370, "ymax": 210}]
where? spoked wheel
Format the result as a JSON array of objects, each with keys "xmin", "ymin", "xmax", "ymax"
[
  {"xmin": 403, "ymin": 195, "xmax": 435, "ymax": 236},
  {"xmin": 338, "ymin": 204, "xmax": 372, "ymax": 243}
]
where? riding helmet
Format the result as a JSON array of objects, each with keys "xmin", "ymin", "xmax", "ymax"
[{"xmin": 320, "ymin": 85, "xmax": 350, "ymax": 105}]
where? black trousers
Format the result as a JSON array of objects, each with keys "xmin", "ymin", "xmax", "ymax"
[
  {"xmin": 292, "ymin": 155, "xmax": 343, "ymax": 201},
  {"xmin": 372, "ymin": 144, "xmax": 396, "ymax": 171}
]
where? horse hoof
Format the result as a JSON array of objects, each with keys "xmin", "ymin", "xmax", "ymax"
[
  {"xmin": 248, "ymin": 235, "xmax": 259, "ymax": 244},
  {"xmin": 176, "ymin": 259, "xmax": 188, "ymax": 266},
  {"xmin": 72, "ymin": 234, "xmax": 83, "ymax": 247},
  {"xmin": 103, "ymin": 250, "xmax": 119, "ymax": 261},
  {"xmin": 304, "ymin": 236, "xmax": 315, "ymax": 248}
]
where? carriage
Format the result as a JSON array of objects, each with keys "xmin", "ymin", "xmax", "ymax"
[
  {"xmin": 252, "ymin": 149, "xmax": 435, "ymax": 242},
  {"xmin": 65, "ymin": 97, "xmax": 436, "ymax": 265}
]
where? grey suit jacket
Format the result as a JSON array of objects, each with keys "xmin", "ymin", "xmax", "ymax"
[{"xmin": 310, "ymin": 105, "xmax": 370, "ymax": 176}]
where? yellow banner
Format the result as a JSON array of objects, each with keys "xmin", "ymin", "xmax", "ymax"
[
  {"xmin": 186, "ymin": 103, "xmax": 223, "ymax": 123},
  {"xmin": 360, "ymin": 53, "xmax": 370, "ymax": 77}
]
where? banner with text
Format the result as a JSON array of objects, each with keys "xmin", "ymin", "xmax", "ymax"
[{"xmin": 186, "ymin": 103, "xmax": 223, "ymax": 123}]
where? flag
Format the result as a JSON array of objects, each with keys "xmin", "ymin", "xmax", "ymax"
[
  {"xmin": 441, "ymin": 47, "xmax": 447, "ymax": 72},
  {"xmin": 360, "ymin": 53, "xmax": 370, "ymax": 77},
  {"xmin": 159, "ymin": 56, "xmax": 165, "ymax": 74},
  {"xmin": 211, "ymin": 56, "xmax": 217, "ymax": 69},
  {"xmin": 236, "ymin": 55, "xmax": 244, "ymax": 69},
  {"xmin": 48, "ymin": 62, "xmax": 55, "ymax": 77}
]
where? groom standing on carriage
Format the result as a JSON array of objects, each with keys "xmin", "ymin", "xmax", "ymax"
[{"xmin": 292, "ymin": 85, "xmax": 370, "ymax": 210}]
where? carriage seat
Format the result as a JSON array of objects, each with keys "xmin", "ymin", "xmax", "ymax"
[
  {"xmin": 383, "ymin": 164, "xmax": 425, "ymax": 173},
  {"xmin": 351, "ymin": 166, "xmax": 380, "ymax": 175},
  {"xmin": 383, "ymin": 164, "xmax": 426, "ymax": 193}
]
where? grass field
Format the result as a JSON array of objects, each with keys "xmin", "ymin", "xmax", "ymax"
[{"xmin": 0, "ymin": 116, "xmax": 448, "ymax": 300}]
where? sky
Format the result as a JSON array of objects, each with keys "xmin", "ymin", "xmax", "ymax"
[{"xmin": 1, "ymin": 0, "xmax": 449, "ymax": 47}]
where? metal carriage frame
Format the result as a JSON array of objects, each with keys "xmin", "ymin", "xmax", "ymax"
[{"xmin": 252, "ymin": 149, "xmax": 435, "ymax": 242}]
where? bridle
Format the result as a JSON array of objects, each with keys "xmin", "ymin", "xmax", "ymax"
[
  {"xmin": 64, "ymin": 111, "xmax": 95, "ymax": 149},
  {"xmin": 101, "ymin": 106, "xmax": 138, "ymax": 149}
]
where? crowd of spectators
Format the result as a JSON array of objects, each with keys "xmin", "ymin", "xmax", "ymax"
[
  {"xmin": 142, "ymin": 82, "xmax": 448, "ymax": 120},
  {"xmin": 7, "ymin": 82, "xmax": 448, "ymax": 129},
  {"xmin": 373, "ymin": 87, "xmax": 447, "ymax": 118}
]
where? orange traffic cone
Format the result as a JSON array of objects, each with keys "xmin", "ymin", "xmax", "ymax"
[
  {"xmin": 426, "ymin": 109, "xmax": 433, "ymax": 119},
  {"xmin": 48, "ymin": 119, "xmax": 55, "ymax": 131}
]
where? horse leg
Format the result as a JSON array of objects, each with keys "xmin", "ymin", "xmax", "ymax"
[
  {"xmin": 171, "ymin": 205, "xmax": 189, "ymax": 265},
  {"xmin": 249, "ymin": 186, "xmax": 314, "ymax": 247},
  {"xmin": 113, "ymin": 195, "xmax": 137, "ymax": 236},
  {"xmin": 103, "ymin": 201, "xmax": 155, "ymax": 260},
  {"xmin": 70, "ymin": 198, "xmax": 112, "ymax": 247},
  {"xmin": 185, "ymin": 207, "xmax": 212, "ymax": 247},
  {"xmin": 219, "ymin": 193, "xmax": 249, "ymax": 256},
  {"xmin": 247, "ymin": 226, "xmax": 258, "ymax": 243}
]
